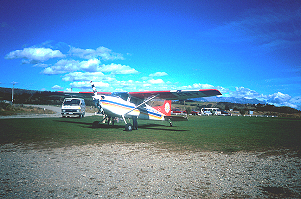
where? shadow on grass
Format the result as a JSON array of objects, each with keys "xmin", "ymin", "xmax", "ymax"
[
  {"xmin": 56, "ymin": 119, "xmax": 95, "ymax": 127},
  {"xmin": 138, "ymin": 123, "xmax": 188, "ymax": 132},
  {"xmin": 56, "ymin": 119, "xmax": 187, "ymax": 132}
]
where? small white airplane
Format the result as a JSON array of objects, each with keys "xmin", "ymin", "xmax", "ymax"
[{"xmin": 62, "ymin": 81, "xmax": 222, "ymax": 131}]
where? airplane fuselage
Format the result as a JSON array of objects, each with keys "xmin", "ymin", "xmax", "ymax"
[{"xmin": 93, "ymin": 95, "xmax": 165, "ymax": 121}]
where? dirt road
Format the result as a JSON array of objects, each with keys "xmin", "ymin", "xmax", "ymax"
[
  {"xmin": 1, "ymin": 143, "xmax": 300, "ymax": 198},
  {"xmin": 0, "ymin": 105, "xmax": 95, "ymax": 119}
]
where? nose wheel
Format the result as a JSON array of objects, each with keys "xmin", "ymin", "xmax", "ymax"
[
  {"xmin": 123, "ymin": 116, "xmax": 138, "ymax": 131},
  {"xmin": 125, "ymin": 123, "xmax": 133, "ymax": 131}
]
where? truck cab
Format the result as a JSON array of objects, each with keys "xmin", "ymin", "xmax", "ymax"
[{"xmin": 61, "ymin": 98, "xmax": 86, "ymax": 118}]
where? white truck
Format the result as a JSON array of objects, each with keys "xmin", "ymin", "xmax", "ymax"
[{"xmin": 61, "ymin": 98, "xmax": 86, "ymax": 118}]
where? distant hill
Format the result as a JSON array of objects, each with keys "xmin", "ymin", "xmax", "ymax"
[
  {"xmin": 0, "ymin": 87, "xmax": 93, "ymax": 106},
  {"xmin": 1, "ymin": 87, "xmax": 300, "ymax": 116},
  {"xmin": 0, "ymin": 87, "xmax": 64, "ymax": 105},
  {"xmin": 0, "ymin": 87, "xmax": 37, "ymax": 96},
  {"xmin": 194, "ymin": 96, "xmax": 265, "ymax": 104}
]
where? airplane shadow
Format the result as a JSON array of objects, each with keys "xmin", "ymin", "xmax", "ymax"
[
  {"xmin": 56, "ymin": 119, "xmax": 93, "ymax": 126},
  {"xmin": 56, "ymin": 119, "xmax": 120, "ymax": 129},
  {"xmin": 138, "ymin": 124, "xmax": 188, "ymax": 132},
  {"xmin": 56, "ymin": 119, "xmax": 187, "ymax": 132}
]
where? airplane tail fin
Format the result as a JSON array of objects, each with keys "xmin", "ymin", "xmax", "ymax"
[{"xmin": 153, "ymin": 100, "xmax": 171, "ymax": 116}]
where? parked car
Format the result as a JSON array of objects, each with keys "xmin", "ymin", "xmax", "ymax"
[
  {"xmin": 61, "ymin": 98, "xmax": 86, "ymax": 118},
  {"xmin": 202, "ymin": 110, "xmax": 212, "ymax": 116},
  {"xmin": 191, "ymin": 110, "xmax": 200, "ymax": 115},
  {"xmin": 220, "ymin": 110, "xmax": 232, "ymax": 116},
  {"xmin": 171, "ymin": 108, "xmax": 183, "ymax": 115}
]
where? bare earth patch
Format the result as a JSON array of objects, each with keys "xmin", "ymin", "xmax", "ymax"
[
  {"xmin": 0, "ymin": 105, "xmax": 55, "ymax": 116},
  {"xmin": 0, "ymin": 143, "xmax": 300, "ymax": 198}
]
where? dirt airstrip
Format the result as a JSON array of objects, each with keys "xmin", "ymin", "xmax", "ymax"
[{"xmin": 1, "ymin": 143, "xmax": 300, "ymax": 198}]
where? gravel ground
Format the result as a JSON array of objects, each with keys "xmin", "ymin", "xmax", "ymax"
[{"xmin": 1, "ymin": 143, "xmax": 300, "ymax": 198}]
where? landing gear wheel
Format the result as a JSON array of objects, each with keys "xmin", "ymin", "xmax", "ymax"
[
  {"xmin": 169, "ymin": 119, "xmax": 173, "ymax": 127},
  {"xmin": 125, "ymin": 123, "xmax": 133, "ymax": 131}
]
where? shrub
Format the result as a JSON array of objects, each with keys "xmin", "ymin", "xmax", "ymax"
[
  {"xmin": 0, "ymin": 102, "xmax": 11, "ymax": 110},
  {"xmin": 186, "ymin": 107, "xmax": 191, "ymax": 115},
  {"xmin": 239, "ymin": 109, "xmax": 247, "ymax": 115}
]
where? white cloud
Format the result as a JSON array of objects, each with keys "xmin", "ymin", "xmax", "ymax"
[
  {"xmin": 267, "ymin": 92, "xmax": 291, "ymax": 105},
  {"xmin": 42, "ymin": 58, "xmax": 103, "ymax": 74},
  {"xmin": 62, "ymin": 72, "xmax": 108, "ymax": 82},
  {"xmin": 33, "ymin": 63, "xmax": 49, "ymax": 68},
  {"xmin": 100, "ymin": 63, "xmax": 138, "ymax": 74},
  {"xmin": 5, "ymin": 47, "xmax": 65, "ymax": 63},
  {"xmin": 267, "ymin": 92, "xmax": 300, "ymax": 109},
  {"xmin": 290, "ymin": 96, "xmax": 301, "ymax": 105},
  {"xmin": 192, "ymin": 83, "xmax": 215, "ymax": 89},
  {"xmin": 79, "ymin": 58, "xmax": 101, "ymax": 72},
  {"xmin": 225, "ymin": 87, "xmax": 299, "ymax": 109},
  {"xmin": 69, "ymin": 47, "xmax": 94, "ymax": 59},
  {"xmin": 42, "ymin": 60, "xmax": 138, "ymax": 75},
  {"xmin": 149, "ymin": 72, "xmax": 168, "ymax": 77},
  {"xmin": 41, "ymin": 59, "xmax": 80, "ymax": 74},
  {"xmin": 51, "ymin": 85, "xmax": 63, "ymax": 90},
  {"xmin": 149, "ymin": 79, "xmax": 164, "ymax": 84},
  {"xmin": 67, "ymin": 77, "xmax": 169, "ymax": 92},
  {"xmin": 114, "ymin": 80, "xmax": 136, "ymax": 89},
  {"xmin": 143, "ymin": 83, "xmax": 152, "ymax": 87},
  {"xmin": 56, "ymin": 59, "xmax": 80, "ymax": 71},
  {"xmin": 230, "ymin": 87, "xmax": 265, "ymax": 99},
  {"xmin": 68, "ymin": 46, "xmax": 124, "ymax": 60},
  {"xmin": 42, "ymin": 67, "xmax": 60, "ymax": 75},
  {"xmin": 70, "ymin": 81, "xmax": 110, "ymax": 89}
]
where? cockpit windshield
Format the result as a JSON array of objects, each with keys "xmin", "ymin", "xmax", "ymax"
[{"xmin": 63, "ymin": 99, "xmax": 80, "ymax": 106}]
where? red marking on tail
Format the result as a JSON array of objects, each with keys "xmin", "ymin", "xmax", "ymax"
[{"xmin": 153, "ymin": 100, "xmax": 171, "ymax": 116}]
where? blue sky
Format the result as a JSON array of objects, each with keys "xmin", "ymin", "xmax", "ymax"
[{"xmin": 1, "ymin": 0, "xmax": 301, "ymax": 109}]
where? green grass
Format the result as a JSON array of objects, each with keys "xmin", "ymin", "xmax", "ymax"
[{"xmin": 0, "ymin": 116, "xmax": 300, "ymax": 152}]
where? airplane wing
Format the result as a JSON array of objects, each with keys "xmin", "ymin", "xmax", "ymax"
[
  {"xmin": 128, "ymin": 89, "xmax": 222, "ymax": 100},
  {"xmin": 57, "ymin": 91, "xmax": 112, "ymax": 95},
  {"xmin": 56, "ymin": 88, "xmax": 221, "ymax": 100}
]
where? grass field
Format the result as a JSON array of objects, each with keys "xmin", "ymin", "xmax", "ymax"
[{"xmin": 1, "ymin": 116, "xmax": 300, "ymax": 152}]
